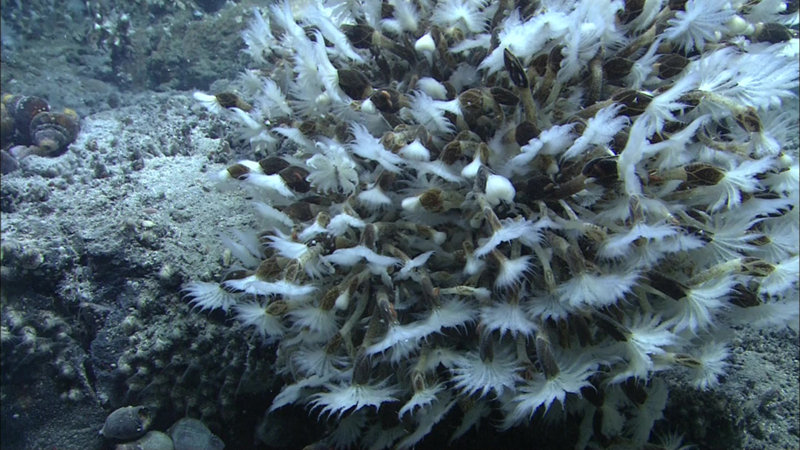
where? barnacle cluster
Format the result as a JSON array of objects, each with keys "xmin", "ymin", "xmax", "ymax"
[
  {"xmin": 0, "ymin": 305, "xmax": 93, "ymax": 403},
  {"xmin": 186, "ymin": 1, "xmax": 799, "ymax": 447},
  {"xmin": 115, "ymin": 306, "xmax": 274, "ymax": 426}
]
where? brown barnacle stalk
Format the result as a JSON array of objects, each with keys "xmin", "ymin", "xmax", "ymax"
[
  {"xmin": 438, "ymin": 284, "xmax": 491, "ymax": 302},
  {"xmin": 547, "ymin": 231, "xmax": 588, "ymax": 276},
  {"xmin": 477, "ymin": 326, "xmax": 496, "ymax": 363},
  {"xmin": 419, "ymin": 272, "xmax": 440, "ymax": 306},
  {"xmin": 571, "ymin": 314, "xmax": 593, "ymax": 347},
  {"xmin": 688, "ymin": 257, "xmax": 775, "ymax": 285},
  {"xmin": 410, "ymin": 349, "xmax": 430, "ymax": 393},
  {"xmin": 503, "ymin": 48, "xmax": 537, "ymax": 124},
  {"xmin": 516, "ymin": 333, "xmax": 537, "ymax": 380},
  {"xmin": 351, "ymin": 351, "xmax": 373, "ymax": 386},
  {"xmin": 530, "ymin": 238, "xmax": 557, "ymax": 293},
  {"xmin": 554, "ymin": 200, "xmax": 608, "ymax": 247},
  {"xmin": 362, "ymin": 289, "xmax": 396, "ymax": 349},
  {"xmin": 534, "ymin": 330, "xmax": 560, "ymax": 379},
  {"xmin": 587, "ymin": 48, "xmax": 605, "ymax": 106},
  {"xmin": 615, "ymin": 0, "xmax": 678, "ymax": 58},
  {"xmin": 615, "ymin": 22, "xmax": 658, "ymax": 59},
  {"xmin": 336, "ymin": 271, "xmax": 370, "ymax": 356},
  {"xmin": 533, "ymin": 45, "xmax": 564, "ymax": 108},
  {"xmin": 430, "ymin": 26, "xmax": 457, "ymax": 70}
]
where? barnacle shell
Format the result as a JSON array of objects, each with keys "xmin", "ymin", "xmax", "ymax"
[
  {"xmin": 656, "ymin": 53, "xmax": 689, "ymax": 79},
  {"xmin": 753, "ymin": 23, "xmax": 793, "ymax": 43},
  {"xmin": 338, "ymin": 69, "xmax": 372, "ymax": 100},
  {"xmin": 115, "ymin": 430, "xmax": 174, "ymax": 450},
  {"xmin": 278, "ymin": 165, "xmax": 311, "ymax": 193},
  {"xmin": 100, "ymin": 405, "xmax": 153, "ymax": 441},
  {"xmin": 369, "ymin": 88, "xmax": 406, "ymax": 114},
  {"xmin": 167, "ymin": 418, "xmax": 224, "ymax": 450},
  {"xmin": 28, "ymin": 109, "xmax": 80, "ymax": 157},
  {"xmin": 257, "ymin": 156, "xmax": 290, "ymax": 174},
  {"xmin": 514, "ymin": 121, "xmax": 540, "ymax": 146},
  {"xmin": 603, "ymin": 57, "xmax": 634, "ymax": 81},
  {"xmin": 214, "ymin": 92, "xmax": 252, "ymax": 112}
]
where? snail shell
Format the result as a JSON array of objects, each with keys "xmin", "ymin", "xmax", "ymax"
[
  {"xmin": 167, "ymin": 418, "xmax": 224, "ymax": 450},
  {"xmin": 100, "ymin": 405, "xmax": 153, "ymax": 441},
  {"xmin": 28, "ymin": 108, "xmax": 80, "ymax": 157},
  {"xmin": 115, "ymin": 430, "xmax": 174, "ymax": 450},
  {"xmin": 4, "ymin": 95, "xmax": 50, "ymax": 140}
]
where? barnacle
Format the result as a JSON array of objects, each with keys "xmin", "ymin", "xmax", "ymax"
[{"xmin": 184, "ymin": 1, "xmax": 799, "ymax": 448}]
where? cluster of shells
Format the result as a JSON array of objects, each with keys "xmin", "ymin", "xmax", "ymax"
[
  {"xmin": 0, "ymin": 94, "xmax": 80, "ymax": 173},
  {"xmin": 101, "ymin": 406, "xmax": 223, "ymax": 450},
  {"xmin": 186, "ymin": 1, "xmax": 799, "ymax": 448}
]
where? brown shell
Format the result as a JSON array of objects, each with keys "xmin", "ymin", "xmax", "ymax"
[
  {"xmin": 226, "ymin": 163, "xmax": 251, "ymax": 180},
  {"xmin": 603, "ymin": 57, "xmax": 634, "ymax": 80},
  {"xmin": 214, "ymin": 92, "xmax": 252, "ymax": 112},
  {"xmin": 754, "ymin": 23, "xmax": 792, "ymax": 44},
  {"xmin": 514, "ymin": 121, "xmax": 540, "ymax": 146},
  {"xmin": 28, "ymin": 109, "xmax": 80, "ymax": 157},
  {"xmin": 278, "ymin": 165, "xmax": 311, "ymax": 193},
  {"xmin": 370, "ymin": 89, "xmax": 404, "ymax": 114},
  {"xmin": 7, "ymin": 95, "xmax": 50, "ymax": 139},
  {"xmin": 258, "ymin": 156, "xmax": 290, "ymax": 175},
  {"xmin": 338, "ymin": 69, "xmax": 372, "ymax": 100},
  {"xmin": 656, "ymin": 53, "xmax": 688, "ymax": 79},
  {"xmin": 100, "ymin": 405, "xmax": 153, "ymax": 441}
]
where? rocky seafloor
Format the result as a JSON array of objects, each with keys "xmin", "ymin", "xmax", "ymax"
[{"xmin": 0, "ymin": 1, "xmax": 798, "ymax": 449}]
